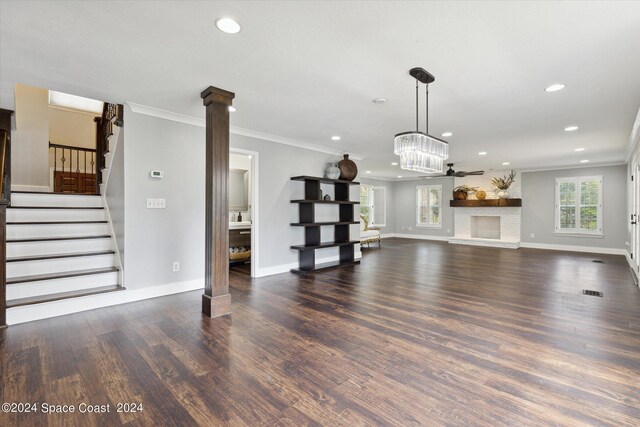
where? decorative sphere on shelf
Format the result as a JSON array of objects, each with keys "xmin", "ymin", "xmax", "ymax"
[{"xmin": 476, "ymin": 190, "xmax": 487, "ymax": 200}]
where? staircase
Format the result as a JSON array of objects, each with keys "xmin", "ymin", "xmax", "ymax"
[{"xmin": 6, "ymin": 191, "xmax": 123, "ymax": 309}]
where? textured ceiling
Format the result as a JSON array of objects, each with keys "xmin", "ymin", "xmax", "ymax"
[{"xmin": 2, "ymin": 1, "xmax": 640, "ymax": 178}]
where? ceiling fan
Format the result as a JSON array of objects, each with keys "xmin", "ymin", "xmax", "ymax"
[{"xmin": 420, "ymin": 163, "xmax": 484, "ymax": 178}]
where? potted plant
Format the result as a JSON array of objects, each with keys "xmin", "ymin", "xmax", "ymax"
[
  {"xmin": 491, "ymin": 170, "xmax": 516, "ymax": 199},
  {"xmin": 453, "ymin": 185, "xmax": 478, "ymax": 200}
]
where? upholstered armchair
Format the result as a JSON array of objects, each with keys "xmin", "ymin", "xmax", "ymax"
[{"xmin": 360, "ymin": 215, "xmax": 381, "ymax": 248}]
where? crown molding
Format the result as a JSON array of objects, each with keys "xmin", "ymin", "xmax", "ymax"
[
  {"xmin": 519, "ymin": 161, "xmax": 626, "ymax": 173},
  {"xmin": 625, "ymin": 106, "xmax": 640, "ymax": 162},
  {"xmin": 126, "ymin": 102, "xmax": 364, "ymax": 160}
]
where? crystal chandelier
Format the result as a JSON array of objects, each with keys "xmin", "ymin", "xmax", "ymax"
[{"xmin": 394, "ymin": 68, "xmax": 449, "ymax": 174}]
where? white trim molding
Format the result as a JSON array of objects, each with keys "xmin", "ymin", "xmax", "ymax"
[
  {"xmin": 126, "ymin": 102, "xmax": 364, "ymax": 160},
  {"xmin": 625, "ymin": 106, "xmax": 640, "ymax": 162},
  {"xmin": 521, "ymin": 242, "xmax": 625, "ymax": 255},
  {"xmin": 7, "ymin": 279, "xmax": 204, "ymax": 325}
]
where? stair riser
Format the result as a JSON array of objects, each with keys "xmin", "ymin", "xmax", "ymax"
[
  {"xmin": 6, "ymin": 272, "xmax": 120, "ymax": 300},
  {"xmin": 7, "ymin": 223, "xmax": 110, "ymax": 239},
  {"xmin": 7, "ymin": 254, "xmax": 117, "ymax": 278},
  {"xmin": 8, "ymin": 208, "xmax": 106, "ymax": 222},
  {"xmin": 11, "ymin": 193, "xmax": 103, "ymax": 208},
  {"xmin": 7, "ymin": 238, "xmax": 113, "ymax": 258}
]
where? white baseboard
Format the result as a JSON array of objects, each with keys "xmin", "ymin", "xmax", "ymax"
[
  {"xmin": 520, "ymin": 242, "xmax": 626, "ymax": 255},
  {"xmin": 11, "ymin": 184, "xmax": 50, "ymax": 192},
  {"xmin": 384, "ymin": 233, "xmax": 450, "ymax": 241},
  {"xmin": 255, "ymin": 253, "xmax": 363, "ymax": 278},
  {"xmin": 7, "ymin": 279, "xmax": 203, "ymax": 325}
]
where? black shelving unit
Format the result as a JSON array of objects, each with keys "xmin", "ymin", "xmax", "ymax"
[{"xmin": 290, "ymin": 176, "xmax": 361, "ymax": 274}]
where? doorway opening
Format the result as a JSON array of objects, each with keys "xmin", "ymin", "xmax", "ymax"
[{"xmin": 229, "ymin": 148, "xmax": 258, "ymax": 278}]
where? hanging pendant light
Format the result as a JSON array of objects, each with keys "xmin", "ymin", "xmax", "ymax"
[{"xmin": 394, "ymin": 68, "xmax": 449, "ymax": 174}]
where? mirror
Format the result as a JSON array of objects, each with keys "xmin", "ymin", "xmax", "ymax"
[{"xmin": 229, "ymin": 168, "xmax": 249, "ymax": 212}]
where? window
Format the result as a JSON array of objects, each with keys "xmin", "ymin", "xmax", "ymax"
[
  {"xmin": 416, "ymin": 185, "xmax": 442, "ymax": 227},
  {"xmin": 555, "ymin": 176, "xmax": 602, "ymax": 235},
  {"xmin": 360, "ymin": 185, "xmax": 386, "ymax": 227}
]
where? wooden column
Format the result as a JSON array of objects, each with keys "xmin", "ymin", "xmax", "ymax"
[
  {"xmin": 0, "ymin": 108, "xmax": 13, "ymax": 329},
  {"xmin": 201, "ymin": 86, "xmax": 235, "ymax": 318}
]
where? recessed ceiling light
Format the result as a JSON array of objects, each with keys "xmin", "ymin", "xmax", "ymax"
[
  {"xmin": 372, "ymin": 98, "xmax": 387, "ymax": 104},
  {"xmin": 478, "ymin": 152, "xmax": 487, "ymax": 156},
  {"xmin": 502, "ymin": 162, "xmax": 510, "ymax": 166},
  {"xmin": 397, "ymin": 175, "xmax": 403, "ymax": 178},
  {"xmin": 391, "ymin": 162, "xmax": 398, "ymax": 166},
  {"xmin": 366, "ymin": 170, "xmax": 371, "ymax": 174},
  {"xmin": 574, "ymin": 148, "xmax": 585, "ymax": 152},
  {"xmin": 331, "ymin": 135, "xmax": 341, "ymax": 141},
  {"xmin": 228, "ymin": 106, "xmax": 236, "ymax": 112},
  {"xmin": 564, "ymin": 126, "xmax": 579, "ymax": 132},
  {"xmin": 545, "ymin": 83, "xmax": 565, "ymax": 92},
  {"xmin": 215, "ymin": 18, "xmax": 241, "ymax": 34},
  {"xmin": 441, "ymin": 132, "xmax": 453, "ymax": 137},
  {"xmin": 580, "ymin": 159, "xmax": 589, "ymax": 163}
]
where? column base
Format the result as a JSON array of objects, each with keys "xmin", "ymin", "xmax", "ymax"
[{"xmin": 202, "ymin": 293, "xmax": 231, "ymax": 318}]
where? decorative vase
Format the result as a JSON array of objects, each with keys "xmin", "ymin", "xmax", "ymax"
[
  {"xmin": 324, "ymin": 162, "xmax": 341, "ymax": 180},
  {"xmin": 453, "ymin": 190, "xmax": 467, "ymax": 200},
  {"xmin": 338, "ymin": 154, "xmax": 358, "ymax": 181},
  {"xmin": 497, "ymin": 189, "xmax": 509, "ymax": 199},
  {"xmin": 475, "ymin": 190, "xmax": 487, "ymax": 200}
]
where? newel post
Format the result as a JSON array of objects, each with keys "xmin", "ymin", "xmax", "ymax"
[{"xmin": 201, "ymin": 86, "xmax": 235, "ymax": 318}]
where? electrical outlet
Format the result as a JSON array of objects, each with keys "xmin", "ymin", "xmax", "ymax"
[
  {"xmin": 147, "ymin": 198, "xmax": 166, "ymax": 209},
  {"xmin": 407, "ymin": 226, "xmax": 413, "ymax": 231},
  {"xmin": 446, "ymin": 228, "xmax": 451, "ymax": 233},
  {"xmin": 530, "ymin": 233, "xmax": 535, "ymax": 238},
  {"xmin": 172, "ymin": 261, "xmax": 180, "ymax": 272}
]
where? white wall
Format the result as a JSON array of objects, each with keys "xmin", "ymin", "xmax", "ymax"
[
  {"xmin": 122, "ymin": 106, "xmax": 360, "ymax": 288},
  {"xmin": 521, "ymin": 165, "xmax": 626, "ymax": 250},
  {"xmin": 48, "ymin": 106, "xmax": 96, "ymax": 149},
  {"xmin": 12, "ymin": 84, "xmax": 49, "ymax": 188},
  {"xmin": 393, "ymin": 177, "xmax": 455, "ymax": 239}
]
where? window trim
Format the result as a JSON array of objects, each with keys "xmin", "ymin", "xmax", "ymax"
[
  {"xmin": 416, "ymin": 184, "xmax": 442, "ymax": 229},
  {"xmin": 360, "ymin": 184, "xmax": 387, "ymax": 228},
  {"xmin": 554, "ymin": 175, "xmax": 603, "ymax": 236}
]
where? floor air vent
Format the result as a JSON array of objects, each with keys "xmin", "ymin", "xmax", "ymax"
[
  {"xmin": 592, "ymin": 259, "xmax": 604, "ymax": 263},
  {"xmin": 583, "ymin": 290, "xmax": 603, "ymax": 297}
]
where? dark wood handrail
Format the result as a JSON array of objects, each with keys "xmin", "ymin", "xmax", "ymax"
[
  {"xmin": 0, "ymin": 108, "xmax": 13, "ymax": 328},
  {"xmin": 0, "ymin": 129, "xmax": 7, "ymax": 201},
  {"xmin": 49, "ymin": 142, "xmax": 97, "ymax": 153},
  {"xmin": 94, "ymin": 103, "xmax": 123, "ymax": 194}
]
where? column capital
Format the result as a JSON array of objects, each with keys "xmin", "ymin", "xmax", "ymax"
[{"xmin": 201, "ymin": 86, "xmax": 235, "ymax": 107}]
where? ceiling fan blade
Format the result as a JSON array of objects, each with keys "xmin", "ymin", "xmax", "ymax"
[
  {"xmin": 419, "ymin": 174, "xmax": 448, "ymax": 179},
  {"xmin": 453, "ymin": 170, "xmax": 485, "ymax": 177}
]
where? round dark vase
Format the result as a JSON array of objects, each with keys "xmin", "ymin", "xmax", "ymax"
[
  {"xmin": 338, "ymin": 154, "xmax": 358, "ymax": 181},
  {"xmin": 453, "ymin": 190, "xmax": 468, "ymax": 200}
]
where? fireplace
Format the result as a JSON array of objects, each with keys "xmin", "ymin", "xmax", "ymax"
[{"xmin": 471, "ymin": 216, "xmax": 500, "ymax": 239}]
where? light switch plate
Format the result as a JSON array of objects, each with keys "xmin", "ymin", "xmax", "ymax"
[{"xmin": 147, "ymin": 198, "xmax": 166, "ymax": 209}]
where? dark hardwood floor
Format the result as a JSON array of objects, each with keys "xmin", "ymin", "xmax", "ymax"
[{"xmin": 2, "ymin": 238, "xmax": 640, "ymax": 426}]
